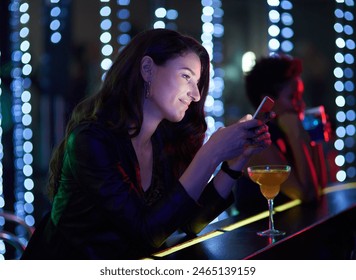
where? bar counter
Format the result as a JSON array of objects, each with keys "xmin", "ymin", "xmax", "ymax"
[{"xmin": 148, "ymin": 182, "xmax": 356, "ymax": 260}]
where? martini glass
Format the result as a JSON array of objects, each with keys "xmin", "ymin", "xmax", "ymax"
[{"xmin": 247, "ymin": 165, "xmax": 291, "ymax": 236}]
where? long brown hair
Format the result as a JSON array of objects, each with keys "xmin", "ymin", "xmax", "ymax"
[{"xmin": 48, "ymin": 29, "xmax": 210, "ymax": 199}]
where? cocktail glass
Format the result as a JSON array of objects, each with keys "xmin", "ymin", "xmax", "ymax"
[{"xmin": 247, "ymin": 165, "xmax": 291, "ymax": 236}]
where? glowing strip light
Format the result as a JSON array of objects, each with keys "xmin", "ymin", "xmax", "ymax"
[
  {"xmin": 153, "ymin": 230, "xmax": 224, "ymax": 258},
  {"xmin": 222, "ymin": 211, "xmax": 270, "ymax": 232},
  {"xmin": 150, "ymin": 198, "xmax": 301, "ymax": 258},
  {"xmin": 149, "ymin": 182, "xmax": 356, "ymax": 258},
  {"xmin": 333, "ymin": 0, "xmax": 356, "ymax": 182},
  {"xmin": 201, "ymin": 0, "xmax": 225, "ymax": 141},
  {"xmin": 267, "ymin": 0, "xmax": 294, "ymax": 54},
  {"xmin": 322, "ymin": 181, "xmax": 356, "ymax": 194},
  {"xmin": 223, "ymin": 199, "xmax": 301, "ymax": 232}
]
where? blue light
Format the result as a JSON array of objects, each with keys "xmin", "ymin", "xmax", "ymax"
[
  {"xmin": 344, "ymin": 67, "xmax": 354, "ymax": 79},
  {"xmin": 118, "ymin": 21, "xmax": 131, "ymax": 32},
  {"xmin": 50, "ymin": 7, "xmax": 61, "ymax": 17},
  {"xmin": 50, "ymin": 19, "xmax": 60, "ymax": 31},
  {"xmin": 281, "ymin": 40, "xmax": 293, "ymax": 52},
  {"xmin": 166, "ymin": 9, "xmax": 178, "ymax": 20},
  {"xmin": 117, "ymin": 0, "xmax": 130, "ymax": 5},
  {"xmin": 344, "ymin": 25, "xmax": 354, "ymax": 35},
  {"xmin": 346, "ymin": 39, "xmax": 355, "ymax": 49},
  {"xmin": 334, "ymin": 2, "xmax": 356, "ymax": 182},
  {"xmin": 19, "ymin": 27, "xmax": 29, "ymax": 38},
  {"xmin": 335, "ymin": 9, "xmax": 344, "ymax": 18},
  {"xmin": 50, "ymin": 32, "xmax": 62, "ymax": 44},
  {"xmin": 344, "ymin": 11, "xmax": 354, "ymax": 21},
  {"xmin": 345, "ymin": 80, "xmax": 354, "ymax": 91},
  {"xmin": 100, "ymin": 19, "xmax": 112, "ymax": 30},
  {"xmin": 117, "ymin": 33, "xmax": 130, "ymax": 45},
  {"xmin": 20, "ymin": 40, "xmax": 30, "ymax": 52},
  {"xmin": 24, "ymin": 203, "xmax": 34, "ymax": 214},
  {"xmin": 24, "ymin": 178, "xmax": 34, "ymax": 190},
  {"xmin": 345, "ymin": 53, "xmax": 355, "ymax": 64},
  {"xmin": 23, "ymin": 141, "xmax": 33, "ymax": 153},
  {"xmin": 117, "ymin": 9, "xmax": 129, "ymax": 19},
  {"xmin": 281, "ymin": 27, "xmax": 294, "ymax": 38},
  {"xmin": 281, "ymin": 0, "xmax": 293, "ymax": 10},
  {"xmin": 20, "ymin": 13, "xmax": 30, "ymax": 24},
  {"xmin": 345, "ymin": 152, "xmax": 355, "ymax": 163},
  {"xmin": 100, "ymin": 6, "xmax": 111, "ymax": 17},
  {"xmin": 22, "ymin": 64, "xmax": 32, "ymax": 76},
  {"xmin": 155, "ymin": 7, "xmax": 166, "ymax": 18},
  {"xmin": 281, "ymin": 12, "xmax": 293, "ymax": 25},
  {"xmin": 100, "ymin": 32, "xmax": 112, "ymax": 43},
  {"xmin": 214, "ymin": 23, "xmax": 224, "ymax": 37},
  {"xmin": 334, "ymin": 67, "xmax": 343, "ymax": 78},
  {"xmin": 101, "ymin": 44, "xmax": 113, "ymax": 56}
]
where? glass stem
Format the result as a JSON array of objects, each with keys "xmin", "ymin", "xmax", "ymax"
[{"xmin": 267, "ymin": 199, "xmax": 275, "ymax": 231}]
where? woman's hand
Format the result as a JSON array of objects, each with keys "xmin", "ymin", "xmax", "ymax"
[{"xmin": 208, "ymin": 114, "xmax": 272, "ymax": 166}]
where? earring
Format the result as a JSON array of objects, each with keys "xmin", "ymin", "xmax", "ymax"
[{"xmin": 145, "ymin": 81, "xmax": 151, "ymax": 98}]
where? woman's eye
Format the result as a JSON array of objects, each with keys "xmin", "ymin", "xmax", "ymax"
[{"xmin": 182, "ymin": 74, "xmax": 190, "ymax": 81}]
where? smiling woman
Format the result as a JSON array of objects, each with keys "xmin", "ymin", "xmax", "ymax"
[
  {"xmin": 21, "ymin": 28, "xmax": 272, "ymax": 260},
  {"xmin": 142, "ymin": 52, "xmax": 202, "ymax": 123}
]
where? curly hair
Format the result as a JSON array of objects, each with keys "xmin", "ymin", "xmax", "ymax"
[
  {"xmin": 48, "ymin": 29, "xmax": 210, "ymax": 199},
  {"xmin": 245, "ymin": 54, "xmax": 302, "ymax": 108}
]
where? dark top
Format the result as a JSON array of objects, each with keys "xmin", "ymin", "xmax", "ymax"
[{"xmin": 22, "ymin": 122, "xmax": 233, "ymax": 260}]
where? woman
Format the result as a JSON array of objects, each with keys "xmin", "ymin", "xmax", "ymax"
[
  {"xmin": 235, "ymin": 54, "xmax": 328, "ymax": 215},
  {"xmin": 22, "ymin": 29, "xmax": 271, "ymax": 259}
]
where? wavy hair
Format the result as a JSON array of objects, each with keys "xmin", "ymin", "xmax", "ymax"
[{"xmin": 48, "ymin": 29, "xmax": 210, "ymax": 199}]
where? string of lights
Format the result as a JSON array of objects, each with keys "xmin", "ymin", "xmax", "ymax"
[
  {"xmin": 0, "ymin": 0, "xmax": 35, "ymax": 259},
  {"xmin": 333, "ymin": 0, "xmax": 355, "ymax": 182},
  {"xmin": 201, "ymin": 0, "xmax": 225, "ymax": 141},
  {"xmin": 49, "ymin": 0, "xmax": 63, "ymax": 44},
  {"xmin": 99, "ymin": 0, "xmax": 113, "ymax": 80},
  {"xmin": 267, "ymin": 0, "xmax": 294, "ymax": 54},
  {"xmin": 116, "ymin": 0, "xmax": 132, "ymax": 51},
  {"xmin": 0, "ymin": 42, "xmax": 4, "ymax": 261},
  {"xmin": 153, "ymin": 5, "xmax": 178, "ymax": 30}
]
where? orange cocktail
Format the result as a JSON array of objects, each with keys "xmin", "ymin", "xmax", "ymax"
[
  {"xmin": 248, "ymin": 169, "xmax": 290, "ymax": 199},
  {"xmin": 247, "ymin": 165, "xmax": 291, "ymax": 237}
]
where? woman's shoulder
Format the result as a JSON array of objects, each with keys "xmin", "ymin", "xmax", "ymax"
[
  {"xmin": 66, "ymin": 121, "xmax": 134, "ymax": 161},
  {"xmin": 69, "ymin": 121, "xmax": 129, "ymax": 146}
]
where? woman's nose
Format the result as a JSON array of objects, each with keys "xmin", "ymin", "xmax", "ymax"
[{"xmin": 189, "ymin": 84, "xmax": 201, "ymax": 102}]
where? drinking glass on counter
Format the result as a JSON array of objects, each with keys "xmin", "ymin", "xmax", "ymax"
[{"xmin": 247, "ymin": 165, "xmax": 291, "ymax": 236}]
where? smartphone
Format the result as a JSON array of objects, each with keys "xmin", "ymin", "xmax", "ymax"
[{"xmin": 253, "ymin": 96, "xmax": 275, "ymax": 122}]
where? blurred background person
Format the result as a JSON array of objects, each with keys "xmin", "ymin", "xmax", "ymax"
[{"xmin": 233, "ymin": 54, "xmax": 331, "ymax": 216}]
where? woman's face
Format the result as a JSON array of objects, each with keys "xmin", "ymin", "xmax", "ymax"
[
  {"xmin": 274, "ymin": 77, "xmax": 305, "ymax": 116},
  {"xmin": 146, "ymin": 52, "xmax": 202, "ymax": 123}
]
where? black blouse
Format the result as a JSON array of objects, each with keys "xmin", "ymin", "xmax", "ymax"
[{"xmin": 22, "ymin": 121, "xmax": 233, "ymax": 260}]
